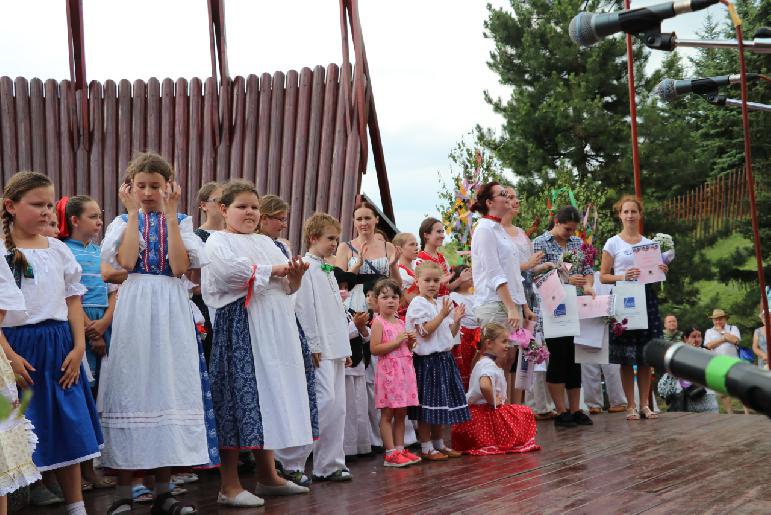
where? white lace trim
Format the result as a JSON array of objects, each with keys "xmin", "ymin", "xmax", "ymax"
[{"xmin": 37, "ymin": 450, "xmax": 101, "ymax": 472}]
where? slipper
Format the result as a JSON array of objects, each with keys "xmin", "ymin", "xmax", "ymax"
[
  {"xmin": 90, "ymin": 476, "xmax": 117, "ymax": 489},
  {"xmin": 217, "ymin": 490, "xmax": 265, "ymax": 507},
  {"xmin": 171, "ymin": 473, "xmax": 199, "ymax": 485},
  {"xmin": 588, "ymin": 407, "xmax": 603, "ymax": 415},
  {"xmin": 254, "ymin": 480, "xmax": 309, "ymax": 496},
  {"xmin": 169, "ymin": 483, "xmax": 188, "ymax": 496},
  {"xmin": 132, "ymin": 485, "xmax": 154, "ymax": 504}
]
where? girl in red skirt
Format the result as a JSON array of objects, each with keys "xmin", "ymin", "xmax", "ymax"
[
  {"xmin": 449, "ymin": 265, "xmax": 479, "ymax": 389},
  {"xmin": 452, "ymin": 323, "xmax": 540, "ymax": 456}
]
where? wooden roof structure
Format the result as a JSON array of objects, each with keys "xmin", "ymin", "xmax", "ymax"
[{"xmin": 0, "ymin": 0, "xmax": 395, "ymax": 251}]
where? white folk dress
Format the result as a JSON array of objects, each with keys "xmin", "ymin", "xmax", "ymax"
[
  {"xmin": 0, "ymin": 257, "xmax": 40, "ymax": 495},
  {"xmin": 202, "ymin": 232, "xmax": 312, "ymax": 450},
  {"xmin": 98, "ymin": 212, "xmax": 210, "ymax": 469}
]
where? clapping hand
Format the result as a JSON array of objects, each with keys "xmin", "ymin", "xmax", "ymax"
[
  {"xmin": 458, "ymin": 267, "xmax": 472, "ymax": 283},
  {"xmin": 453, "ymin": 303, "xmax": 466, "ymax": 325},
  {"xmin": 439, "ymin": 297, "xmax": 453, "ymax": 318},
  {"xmin": 352, "ymin": 311, "xmax": 369, "ymax": 332},
  {"xmin": 405, "ymin": 330, "xmax": 417, "ymax": 350}
]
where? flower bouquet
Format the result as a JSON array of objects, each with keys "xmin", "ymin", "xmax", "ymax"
[
  {"xmin": 652, "ymin": 233, "xmax": 675, "ymax": 264},
  {"xmin": 606, "ymin": 317, "xmax": 629, "ymax": 337},
  {"xmin": 518, "ymin": 336, "xmax": 550, "ymax": 364}
]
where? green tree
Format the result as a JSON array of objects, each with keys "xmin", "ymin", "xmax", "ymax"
[{"xmin": 480, "ymin": 0, "xmax": 642, "ymax": 193}]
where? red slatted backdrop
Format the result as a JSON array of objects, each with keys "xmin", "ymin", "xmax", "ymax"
[{"xmin": 0, "ymin": 0, "xmax": 396, "ymax": 253}]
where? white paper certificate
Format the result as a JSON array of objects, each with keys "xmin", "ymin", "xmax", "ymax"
[
  {"xmin": 542, "ymin": 284, "xmax": 580, "ymax": 339},
  {"xmin": 574, "ymin": 317, "xmax": 607, "ymax": 349},
  {"xmin": 612, "ymin": 282, "xmax": 648, "ymax": 330},
  {"xmin": 577, "ymin": 294, "xmax": 615, "ymax": 319}
]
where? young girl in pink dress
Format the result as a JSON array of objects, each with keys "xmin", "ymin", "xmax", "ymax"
[{"xmin": 370, "ymin": 278, "xmax": 421, "ymax": 468}]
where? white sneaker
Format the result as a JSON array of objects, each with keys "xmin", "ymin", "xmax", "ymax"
[
  {"xmin": 254, "ymin": 480, "xmax": 310, "ymax": 496},
  {"xmin": 217, "ymin": 490, "xmax": 265, "ymax": 507}
]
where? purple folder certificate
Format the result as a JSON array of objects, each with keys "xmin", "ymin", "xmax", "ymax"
[{"xmin": 632, "ymin": 242, "xmax": 666, "ymax": 285}]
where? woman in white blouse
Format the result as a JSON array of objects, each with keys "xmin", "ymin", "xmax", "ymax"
[{"xmin": 470, "ymin": 182, "xmax": 535, "ymax": 373}]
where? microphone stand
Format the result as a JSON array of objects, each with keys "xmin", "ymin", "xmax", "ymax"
[
  {"xmin": 702, "ymin": 93, "xmax": 771, "ymax": 113},
  {"xmin": 640, "ymin": 30, "xmax": 771, "ymax": 53}
]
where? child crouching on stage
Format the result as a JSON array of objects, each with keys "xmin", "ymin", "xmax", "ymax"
[
  {"xmin": 449, "ymin": 264, "xmax": 479, "ymax": 389},
  {"xmin": 406, "ymin": 261, "xmax": 469, "ymax": 461},
  {"xmin": 295, "ymin": 213, "xmax": 353, "ymax": 482},
  {"xmin": 451, "ymin": 323, "xmax": 540, "ymax": 455},
  {"xmin": 370, "ymin": 278, "xmax": 421, "ymax": 467}
]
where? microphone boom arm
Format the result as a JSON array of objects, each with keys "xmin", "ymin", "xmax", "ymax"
[
  {"xmin": 703, "ymin": 93, "xmax": 771, "ymax": 112},
  {"xmin": 644, "ymin": 33, "xmax": 771, "ymax": 53}
]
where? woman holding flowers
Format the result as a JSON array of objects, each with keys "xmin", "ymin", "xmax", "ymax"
[
  {"xmin": 533, "ymin": 206, "xmax": 595, "ymax": 428},
  {"xmin": 600, "ymin": 195, "xmax": 668, "ymax": 421}
]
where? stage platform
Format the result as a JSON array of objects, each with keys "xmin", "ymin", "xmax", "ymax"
[{"xmin": 27, "ymin": 412, "xmax": 771, "ymax": 514}]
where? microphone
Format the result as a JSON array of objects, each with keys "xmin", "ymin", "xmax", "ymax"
[
  {"xmin": 654, "ymin": 74, "xmax": 761, "ymax": 102},
  {"xmin": 569, "ymin": 0, "xmax": 719, "ymax": 47},
  {"xmin": 645, "ymin": 339, "xmax": 771, "ymax": 418}
]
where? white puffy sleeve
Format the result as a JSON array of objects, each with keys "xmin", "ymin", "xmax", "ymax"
[
  {"xmin": 53, "ymin": 239, "xmax": 88, "ymax": 298},
  {"xmin": 101, "ymin": 216, "xmax": 145, "ymax": 270},
  {"xmin": 179, "ymin": 215, "xmax": 208, "ymax": 268},
  {"xmin": 406, "ymin": 296, "xmax": 434, "ymax": 336},
  {"xmin": 0, "ymin": 252, "xmax": 25, "ymax": 311},
  {"xmin": 202, "ymin": 234, "xmax": 271, "ymax": 303}
]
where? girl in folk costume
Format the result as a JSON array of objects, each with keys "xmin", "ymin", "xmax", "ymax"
[
  {"xmin": 57, "ymin": 195, "xmax": 119, "ymax": 491},
  {"xmin": 370, "ymin": 278, "xmax": 421, "ymax": 468},
  {"xmin": 189, "ymin": 181, "xmax": 224, "ymax": 363},
  {"xmin": 392, "ymin": 232, "xmax": 419, "ymax": 308},
  {"xmin": 256, "ymin": 195, "xmax": 318, "ymax": 488},
  {"xmin": 406, "ymin": 261, "xmax": 469, "ymax": 461},
  {"xmin": 1, "ymin": 172, "xmax": 102, "ymax": 515},
  {"xmin": 451, "ymin": 323, "xmax": 540, "ymax": 455},
  {"xmin": 57, "ymin": 195, "xmax": 116, "ymax": 393},
  {"xmin": 0, "ymin": 257, "xmax": 41, "ymax": 515},
  {"xmin": 449, "ymin": 265, "xmax": 480, "ymax": 390},
  {"xmin": 99, "ymin": 153, "xmax": 214, "ymax": 515},
  {"xmin": 202, "ymin": 181, "xmax": 311, "ymax": 508},
  {"xmin": 415, "ymin": 217, "xmax": 470, "ymax": 298}
]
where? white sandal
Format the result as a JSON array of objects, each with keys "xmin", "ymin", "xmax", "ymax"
[
  {"xmin": 626, "ymin": 407, "xmax": 640, "ymax": 420},
  {"xmin": 217, "ymin": 490, "xmax": 265, "ymax": 507}
]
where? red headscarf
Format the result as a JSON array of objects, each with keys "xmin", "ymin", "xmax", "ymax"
[{"xmin": 56, "ymin": 196, "xmax": 70, "ymax": 239}]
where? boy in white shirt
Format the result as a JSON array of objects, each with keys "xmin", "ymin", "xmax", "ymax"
[{"xmin": 296, "ymin": 213, "xmax": 354, "ymax": 481}]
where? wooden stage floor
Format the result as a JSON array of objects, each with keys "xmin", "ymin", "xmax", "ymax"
[{"xmin": 26, "ymin": 412, "xmax": 771, "ymax": 514}]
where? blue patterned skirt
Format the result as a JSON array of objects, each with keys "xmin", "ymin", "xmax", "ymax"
[
  {"xmin": 408, "ymin": 351, "xmax": 470, "ymax": 425},
  {"xmin": 209, "ymin": 298, "xmax": 264, "ymax": 449},
  {"xmin": 609, "ymin": 284, "xmax": 664, "ymax": 366},
  {"xmin": 195, "ymin": 330, "xmax": 220, "ymax": 467},
  {"xmin": 4, "ymin": 320, "xmax": 104, "ymax": 471}
]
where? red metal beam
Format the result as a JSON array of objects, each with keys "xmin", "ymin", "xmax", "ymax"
[
  {"xmin": 65, "ymin": 0, "xmax": 89, "ymax": 150},
  {"xmin": 624, "ymin": 0, "xmax": 642, "ymax": 230}
]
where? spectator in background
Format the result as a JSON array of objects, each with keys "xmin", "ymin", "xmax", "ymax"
[
  {"xmin": 659, "ymin": 326, "xmax": 719, "ymax": 413},
  {"xmin": 704, "ymin": 309, "xmax": 747, "ymax": 414},
  {"xmin": 662, "ymin": 314, "xmax": 682, "ymax": 342},
  {"xmin": 753, "ymin": 306, "xmax": 768, "ymax": 370}
]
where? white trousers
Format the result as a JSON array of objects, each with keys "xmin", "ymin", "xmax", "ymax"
[
  {"xmin": 312, "ymin": 358, "xmax": 347, "ymax": 477},
  {"xmin": 581, "ymin": 363, "xmax": 627, "ymax": 408},
  {"xmin": 274, "ymin": 443, "xmax": 311, "ymax": 473},
  {"xmin": 344, "ymin": 374, "xmax": 371, "ymax": 455},
  {"xmin": 524, "ymin": 371, "xmax": 555, "ymax": 415}
]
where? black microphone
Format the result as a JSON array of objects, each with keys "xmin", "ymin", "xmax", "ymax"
[
  {"xmin": 655, "ymin": 74, "xmax": 761, "ymax": 102},
  {"xmin": 569, "ymin": 0, "xmax": 719, "ymax": 47},
  {"xmin": 645, "ymin": 339, "xmax": 771, "ymax": 418}
]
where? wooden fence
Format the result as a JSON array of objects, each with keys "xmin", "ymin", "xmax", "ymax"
[
  {"xmin": 661, "ymin": 168, "xmax": 751, "ymax": 237},
  {"xmin": 0, "ymin": 65, "xmax": 368, "ymax": 251}
]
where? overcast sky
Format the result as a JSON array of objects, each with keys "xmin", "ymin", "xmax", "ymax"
[{"xmin": 1, "ymin": 0, "xmax": 727, "ymax": 235}]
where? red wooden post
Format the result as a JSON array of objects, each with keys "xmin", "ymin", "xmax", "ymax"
[{"xmin": 624, "ymin": 0, "xmax": 643, "ymax": 229}]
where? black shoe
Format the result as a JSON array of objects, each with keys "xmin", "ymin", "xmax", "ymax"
[
  {"xmin": 370, "ymin": 445, "xmax": 385, "ymax": 454},
  {"xmin": 554, "ymin": 411, "xmax": 577, "ymax": 427},
  {"xmin": 572, "ymin": 411, "xmax": 594, "ymax": 426},
  {"xmin": 345, "ymin": 454, "xmax": 359, "ymax": 461}
]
